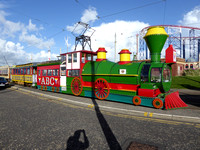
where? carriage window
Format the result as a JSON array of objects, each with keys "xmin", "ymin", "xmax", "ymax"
[
  {"xmin": 163, "ymin": 66, "xmax": 171, "ymax": 82},
  {"xmin": 33, "ymin": 68, "xmax": 36, "ymax": 74},
  {"xmin": 42, "ymin": 70, "xmax": 46, "ymax": 76},
  {"xmin": 68, "ymin": 70, "xmax": 72, "ymax": 76},
  {"xmin": 24, "ymin": 68, "xmax": 27, "ymax": 74},
  {"xmin": 61, "ymin": 67, "xmax": 66, "ymax": 76},
  {"xmin": 151, "ymin": 68, "xmax": 162, "ymax": 83},
  {"xmin": 61, "ymin": 55, "xmax": 66, "ymax": 62},
  {"xmin": 21, "ymin": 69, "xmax": 23, "ymax": 74},
  {"xmin": 86, "ymin": 54, "xmax": 91, "ymax": 61},
  {"xmin": 48, "ymin": 70, "xmax": 52, "ymax": 76},
  {"xmin": 82, "ymin": 53, "xmax": 85, "ymax": 63},
  {"xmin": 141, "ymin": 64, "xmax": 150, "ymax": 82},
  {"xmin": 18, "ymin": 69, "xmax": 20, "ymax": 74},
  {"xmin": 73, "ymin": 53, "xmax": 77, "ymax": 63},
  {"xmin": 68, "ymin": 70, "xmax": 80, "ymax": 77},
  {"xmin": 38, "ymin": 70, "xmax": 41, "ymax": 76},
  {"xmin": 68, "ymin": 54, "xmax": 72, "ymax": 63},
  {"xmin": 53, "ymin": 69, "xmax": 58, "ymax": 76},
  {"xmin": 72, "ymin": 70, "xmax": 80, "ymax": 76},
  {"xmin": 27, "ymin": 68, "xmax": 30, "ymax": 75}
]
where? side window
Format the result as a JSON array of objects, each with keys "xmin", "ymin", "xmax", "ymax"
[
  {"xmin": 151, "ymin": 68, "xmax": 162, "ymax": 83},
  {"xmin": 53, "ymin": 69, "xmax": 58, "ymax": 76},
  {"xmin": 86, "ymin": 54, "xmax": 91, "ymax": 61},
  {"xmin": 141, "ymin": 64, "xmax": 150, "ymax": 82},
  {"xmin": 82, "ymin": 53, "xmax": 85, "ymax": 63},
  {"xmin": 68, "ymin": 54, "xmax": 72, "ymax": 63},
  {"xmin": 43, "ymin": 70, "xmax": 47, "ymax": 76},
  {"xmin": 38, "ymin": 70, "xmax": 41, "ymax": 76},
  {"xmin": 18, "ymin": 69, "xmax": 20, "ymax": 74},
  {"xmin": 48, "ymin": 70, "xmax": 52, "ymax": 76},
  {"xmin": 68, "ymin": 70, "xmax": 80, "ymax": 77},
  {"xmin": 27, "ymin": 68, "xmax": 30, "ymax": 75},
  {"xmin": 73, "ymin": 53, "xmax": 77, "ymax": 63},
  {"xmin": 61, "ymin": 67, "xmax": 66, "ymax": 76},
  {"xmin": 21, "ymin": 68, "xmax": 23, "ymax": 74},
  {"xmin": 24, "ymin": 68, "xmax": 27, "ymax": 75},
  {"xmin": 163, "ymin": 66, "xmax": 171, "ymax": 82}
]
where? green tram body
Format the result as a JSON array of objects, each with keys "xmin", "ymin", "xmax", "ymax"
[{"xmin": 36, "ymin": 26, "xmax": 187, "ymax": 109}]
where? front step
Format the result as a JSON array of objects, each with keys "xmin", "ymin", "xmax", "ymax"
[{"xmin": 165, "ymin": 91, "xmax": 188, "ymax": 109}]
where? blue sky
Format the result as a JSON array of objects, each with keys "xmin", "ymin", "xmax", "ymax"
[{"xmin": 0, "ymin": 0, "xmax": 200, "ymax": 65}]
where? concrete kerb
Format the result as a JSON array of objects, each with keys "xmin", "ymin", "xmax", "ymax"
[{"xmin": 11, "ymin": 86, "xmax": 200, "ymax": 123}]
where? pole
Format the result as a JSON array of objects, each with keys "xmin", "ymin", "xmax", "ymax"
[{"xmin": 114, "ymin": 33, "xmax": 117, "ymax": 62}]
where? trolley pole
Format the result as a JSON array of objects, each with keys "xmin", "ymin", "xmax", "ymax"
[{"xmin": 114, "ymin": 33, "xmax": 117, "ymax": 62}]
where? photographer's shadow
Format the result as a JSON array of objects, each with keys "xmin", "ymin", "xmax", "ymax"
[{"xmin": 66, "ymin": 129, "xmax": 89, "ymax": 150}]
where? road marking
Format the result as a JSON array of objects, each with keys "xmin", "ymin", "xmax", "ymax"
[
  {"xmin": 144, "ymin": 112, "xmax": 148, "ymax": 117},
  {"xmin": 149, "ymin": 113, "xmax": 153, "ymax": 117},
  {"xmin": 88, "ymin": 104, "xmax": 94, "ymax": 108}
]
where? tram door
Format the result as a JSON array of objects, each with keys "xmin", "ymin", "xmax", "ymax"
[{"xmin": 60, "ymin": 64, "xmax": 67, "ymax": 92}]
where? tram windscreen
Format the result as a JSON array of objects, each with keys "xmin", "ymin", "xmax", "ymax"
[{"xmin": 141, "ymin": 64, "xmax": 151, "ymax": 82}]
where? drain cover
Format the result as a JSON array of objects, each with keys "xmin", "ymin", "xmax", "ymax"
[{"xmin": 127, "ymin": 141, "xmax": 158, "ymax": 150}]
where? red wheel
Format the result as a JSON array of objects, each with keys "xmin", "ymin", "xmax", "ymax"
[
  {"xmin": 94, "ymin": 78, "xmax": 110, "ymax": 100},
  {"xmin": 71, "ymin": 77, "xmax": 83, "ymax": 96},
  {"xmin": 56, "ymin": 87, "xmax": 60, "ymax": 92},
  {"xmin": 44, "ymin": 86, "xmax": 47, "ymax": 91},
  {"xmin": 52, "ymin": 87, "xmax": 55, "ymax": 92},
  {"xmin": 132, "ymin": 96, "xmax": 141, "ymax": 106},
  {"xmin": 41, "ymin": 86, "xmax": 43, "ymax": 90},
  {"xmin": 153, "ymin": 98, "xmax": 163, "ymax": 109}
]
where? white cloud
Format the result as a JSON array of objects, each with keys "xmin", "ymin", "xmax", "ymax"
[
  {"xmin": 0, "ymin": 10, "xmax": 24, "ymax": 38},
  {"xmin": 179, "ymin": 6, "xmax": 200, "ymax": 27},
  {"xmin": 81, "ymin": 7, "xmax": 98, "ymax": 24},
  {"xmin": 19, "ymin": 31, "xmax": 55, "ymax": 49},
  {"xmin": 0, "ymin": 39, "xmax": 58, "ymax": 66}
]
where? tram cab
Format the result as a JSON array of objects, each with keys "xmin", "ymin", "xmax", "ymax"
[{"xmin": 60, "ymin": 50, "xmax": 97, "ymax": 93}]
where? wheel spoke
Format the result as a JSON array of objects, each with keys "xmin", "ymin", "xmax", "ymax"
[{"xmin": 94, "ymin": 78, "xmax": 110, "ymax": 100}]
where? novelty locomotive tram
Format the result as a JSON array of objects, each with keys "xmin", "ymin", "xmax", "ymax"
[
  {"xmin": 12, "ymin": 26, "xmax": 188, "ymax": 109},
  {"xmin": 36, "ymin": 26, "xmax": 187, "ymax": 109}
]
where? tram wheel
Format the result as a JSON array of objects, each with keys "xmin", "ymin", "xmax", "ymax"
[
  {"xmin": 71, "ymin": 77, "xmax": 83, "ymax": 96},
  {"xmin": 94, "ymin": 78, "xmax": 110, "ymax": 100}
]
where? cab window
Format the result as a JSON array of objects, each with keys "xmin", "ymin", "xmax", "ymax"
[
  {"xmin": 73, "ymin": 53, "xmax": 77, "ymax": 63},
  {"xmin": 141, "ymin": 64, "xmax": 150, "ymax": 82},
  {"xmin": 151, "ymin": 68, "xmax": 162, "ymax": 83},
  {"xmin": 163, "ymin": 66, "xmax": 171, "ymax": 82},
  {"xmin": 61, "ymin": 67, "xmax": 66, "ymax": 76},
  {"xmin": 68, "ymin": 54, "xmax": 72, "ymax": 63}
]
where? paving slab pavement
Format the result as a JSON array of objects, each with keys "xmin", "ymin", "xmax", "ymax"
[{"xmin": 7, "ymin": 85, "xmax": 200, "ymax": 123}]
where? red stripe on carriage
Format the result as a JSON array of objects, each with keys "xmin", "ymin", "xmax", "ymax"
[{"xmin": 83, "ymin": 81, "xmax": 139, "ymax": 91}]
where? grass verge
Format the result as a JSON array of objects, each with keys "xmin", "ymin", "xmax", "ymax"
[{"xmin": 171, "ymin": 76, "xmax": 200, "ymax": 89}]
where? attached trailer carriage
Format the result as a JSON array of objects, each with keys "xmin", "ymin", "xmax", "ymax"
[{"xmin": 12, "ymin": 63, "xmax": 38, "ymax": 87}]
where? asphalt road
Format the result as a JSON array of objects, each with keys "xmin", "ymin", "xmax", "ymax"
[{"xmin": 0, "ymin": 87, "xmax": 200, "ymax": 150}]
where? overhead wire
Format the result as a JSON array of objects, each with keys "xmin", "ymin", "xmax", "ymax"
[{"xmin": 99, "ymin": 0, "xmax": 165, "ymax": 19}]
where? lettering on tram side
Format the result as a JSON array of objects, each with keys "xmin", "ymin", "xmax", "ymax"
[{"xmin": 39, "ymin": 77, "xmax": 59, "ymax": 86}]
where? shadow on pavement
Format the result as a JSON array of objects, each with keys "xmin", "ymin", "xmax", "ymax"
[
  {"xmin": 180, "ymin": 94, "xmax": 200, "ymax": 108},
  {"xmin": 66, "ymin": 129, "xmax": 89, "ymax": 150},
  {"xmin": 90, "ymin": 61, "xmax": 122, "ymax": 150}
]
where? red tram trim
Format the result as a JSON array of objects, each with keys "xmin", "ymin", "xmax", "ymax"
[
  {"xmin": 83, "ymin": 81, "xmax": 139, "ymax": 92},
  {"xmin": 138, "ymin": 88, "xmax": 161, "ymax": 97}
]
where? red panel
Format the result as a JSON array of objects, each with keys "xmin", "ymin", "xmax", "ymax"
[
  {"xmin": 37, "ymin": 65, "xmax": 60, "ymax": 87},
  {"xmin": 83, "ymin": 81, "xmax": 139, "ymax": 92},
  {"xmin": 138, "ymin": 88, "xmax": 161, "ymax": 97},
  {"xmin": 165, "ymin": 44, "xmax": 176, "ymax": 63}
]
